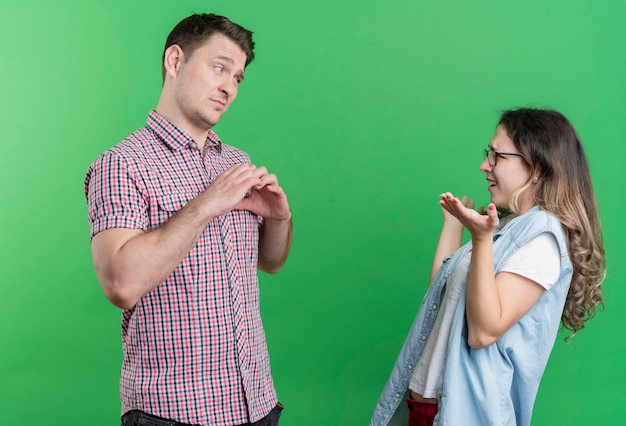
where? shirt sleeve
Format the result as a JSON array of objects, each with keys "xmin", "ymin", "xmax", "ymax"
[
  {"xmin": 500, "ymin": 232, "xmax": 560, "ymax": 291},
  {"xmin": 85, "ymin": 150, "xmax": 147, "ymax": 240}
]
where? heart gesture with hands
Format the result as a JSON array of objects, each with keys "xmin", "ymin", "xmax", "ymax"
[
  {"xmin": 439, "ymin": 192, "xmax": 499, "ymax": 241},
  {"xmin": 202, "ymin": 163, "xmax": 290, "ymax": 221},
  {"xmin": 236, "ymin": 166, "xmax": 291, "ymax": 222}
]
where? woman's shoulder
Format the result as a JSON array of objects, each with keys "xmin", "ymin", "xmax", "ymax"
[{"xmin": 505, "ymin": 207, "xmax": 564, "ymax": 240}]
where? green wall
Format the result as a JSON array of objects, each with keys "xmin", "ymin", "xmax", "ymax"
[{"xmin": 1, "ymin": 1, "xmax": 624, "ymax": 424}]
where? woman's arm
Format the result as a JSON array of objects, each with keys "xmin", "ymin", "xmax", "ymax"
[
  {"xmin": 438, "ymin": 193, "xmax": 546, "ymax": 348},
  {"xmin": 465, "ymin": 235, "xmax": 545, "ymax": 348},
  {"xmin": 430, "ymin": 195, "xmax": 473, "ymax": 282}
]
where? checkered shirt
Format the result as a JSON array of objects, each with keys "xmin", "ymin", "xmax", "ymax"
[{"xmin": 85, "ymin": 111, "xmax": 278, "ymax": 425}]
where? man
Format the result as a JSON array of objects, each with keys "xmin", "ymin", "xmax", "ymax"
[{"xmin": 85, "ymin": 13, "xmax": 292, "ymax": 426}]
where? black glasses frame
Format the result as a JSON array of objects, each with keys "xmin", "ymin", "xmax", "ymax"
[{"xmin": 483, "ymin": 148, "xmax": 523, "ymax": 166}]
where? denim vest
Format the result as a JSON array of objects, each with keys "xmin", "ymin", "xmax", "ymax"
[{"xmin": 370, "ymin": 207, "xmax": 573, "ymax": 426}]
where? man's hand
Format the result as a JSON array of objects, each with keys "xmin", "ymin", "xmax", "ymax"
[
  {"xmin": 235, "ymin": 167, "xmax": 291, "ymax": 221},
  {"xmin": 227, "ymin": 166, "xmax": 293, "ymax": 274},
  {"xmin": 199, "ymin": 164, "xmax": 268, "ymax": 218}
]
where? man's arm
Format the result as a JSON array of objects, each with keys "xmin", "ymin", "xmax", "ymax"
[
  {"xmin": 91, "ymin": 163, "xmax": 266, "ymax": 309},
  {"xmin": 258, "ymin": 213, "xmax": 293, "ymax": 273},
  {"xmin": 235, "ymin": 169, "xmax": 292, "ymax": 274}
]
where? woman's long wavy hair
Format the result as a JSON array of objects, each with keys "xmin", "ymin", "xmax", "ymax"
[{"xmin": 499, "ymin": 108, "xmax": 606, "ymax": 340}]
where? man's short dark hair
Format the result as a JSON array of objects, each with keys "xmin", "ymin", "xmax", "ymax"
[{"xmin": 161, "ymin": 13, "xmax": 255, "ymax": 81}]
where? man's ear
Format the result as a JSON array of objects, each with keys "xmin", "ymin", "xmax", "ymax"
[{"xmin": 163, "ymin": 44, "xmax": 184, "ymax": 78}]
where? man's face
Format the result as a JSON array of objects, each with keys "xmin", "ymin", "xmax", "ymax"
[{"xmin": 173, "ymin": 33, "xmax": 247, "ymax": 131}]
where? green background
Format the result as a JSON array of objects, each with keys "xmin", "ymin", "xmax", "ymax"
[{"xmin": 1, "ymin": 0, "xmax": 624, "ymax": 425}]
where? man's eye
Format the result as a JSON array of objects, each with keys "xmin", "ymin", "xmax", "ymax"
[
  {"xmin": 234, "ymin": 76, "xmax": 242, "ymax": 85},
  {"xmin": 214, "ymin": 65, "xmax": 224, "ymax": 73}
]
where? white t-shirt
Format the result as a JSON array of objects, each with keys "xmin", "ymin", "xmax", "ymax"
[{"xmin": 408, "ymin": 232, "xmax": 560, "ymax": 398}]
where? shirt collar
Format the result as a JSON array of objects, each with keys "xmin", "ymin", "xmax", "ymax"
[{"xmin": 146, "ymin": 110, "xmax": 223, "ymax": 152}]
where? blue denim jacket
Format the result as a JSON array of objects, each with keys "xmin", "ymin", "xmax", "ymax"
[{"xmin": 370, "ymin": 207, "xmax": 573, "ymax": 426}]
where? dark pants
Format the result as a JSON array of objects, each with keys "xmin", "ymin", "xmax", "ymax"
[{"xmin": 121, "ymin": 403, "xmax": 284, "ymax": 426}]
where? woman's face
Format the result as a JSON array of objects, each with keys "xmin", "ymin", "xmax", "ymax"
[{"xmin": 480, "ymin": 125, "xmax": 535, "ymax": 214}]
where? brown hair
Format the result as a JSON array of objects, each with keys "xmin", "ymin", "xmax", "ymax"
[{"xmin": 499, "ymin": 107, "xmax": 606, "ymax": 340}]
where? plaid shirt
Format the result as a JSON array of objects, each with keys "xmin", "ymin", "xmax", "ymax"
[{"xmin": 85, "ymin": 111, "xmax": 277, "ymax": 425}]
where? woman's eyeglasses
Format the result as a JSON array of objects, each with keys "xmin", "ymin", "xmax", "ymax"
[{"xmin": 483, "ymin": 148, "xmax": 523, "ymax": 166}]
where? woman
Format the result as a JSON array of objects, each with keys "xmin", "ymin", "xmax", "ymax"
[{"xmin": 371, "ymin": 108, "xmax": 605, "ymax": 426}]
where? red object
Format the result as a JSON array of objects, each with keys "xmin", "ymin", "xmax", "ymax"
[{"xmin": 407, "ymin": 397, "xmax": 438, "ymax": 426}]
